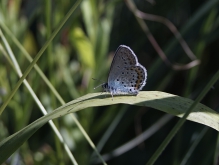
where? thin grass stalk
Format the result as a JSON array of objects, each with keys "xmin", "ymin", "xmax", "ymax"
[
  {"xmin": 0, "ymin": 0, "xmax": 82, "ymax": 115},
  {"xmin": 0, "ymin": 10, "xmax": 107, "ymax": 165},
  {"xmin": 146, "ymin": 70, "xmax": 219, "ymax": 165},
  {"xmin": 0, "ymin": 29, "xmax": 78, "ymax": 165},
  {"xmin": 180, "ymin": 127, "xmax": 208, "ymax": 165}
]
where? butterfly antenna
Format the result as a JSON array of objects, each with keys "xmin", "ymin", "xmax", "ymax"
[
  {"xmin": 92, "ymin": 78, "xmax": 105, "ymax": 83},
  {"xmin": 92, "ymin": 78, "xmax": 106, "ymax": 89},
  {"xmin": 92, "ymin": 78, "xmax": 98, "ymax": 81},
  {"xmin": 94, "ymin": 83, "xmax": 105, "ymax": 89}
]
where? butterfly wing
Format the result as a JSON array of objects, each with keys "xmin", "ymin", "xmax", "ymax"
[{"xmin": 107, "ymin": 45, "xmax": 147, "ymax": 95}]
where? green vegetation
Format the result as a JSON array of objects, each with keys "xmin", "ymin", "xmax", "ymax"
[{"xmin": 0, "ymin": 0, "xmax": 219, "ymax": 164}]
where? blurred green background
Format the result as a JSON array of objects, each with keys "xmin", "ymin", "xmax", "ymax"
[{"xmin": 0, "ymin": 0, "xmax": 219, "ymax": 164}]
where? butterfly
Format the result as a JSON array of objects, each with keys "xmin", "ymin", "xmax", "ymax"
[{"xmin": 97, "ymin": 45, "xmax": 147, "ymax": 98}]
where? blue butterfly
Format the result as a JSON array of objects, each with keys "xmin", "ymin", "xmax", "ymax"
[{"xmin": 98, "ymin": 45, "xmax": 147, "ymax": 98}]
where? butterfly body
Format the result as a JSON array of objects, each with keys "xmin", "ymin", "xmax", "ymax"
[{"xmin": 101, "ymin": 45, "xmax": 147, "ymax": 97}]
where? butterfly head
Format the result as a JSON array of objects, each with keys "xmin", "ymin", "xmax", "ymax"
[{"xmin": 102, "ymin": 83, "xmax": 109, "ymax": 92}]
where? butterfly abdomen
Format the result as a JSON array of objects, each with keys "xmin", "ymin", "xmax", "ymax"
[{"xmin": 102, "ymin": 83, "xmax": 138, "ymax": 96}]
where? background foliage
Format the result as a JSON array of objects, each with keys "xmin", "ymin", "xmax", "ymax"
[{"xmin": 0, "ymin": 0, "xmax": 219, "ymax": 164}]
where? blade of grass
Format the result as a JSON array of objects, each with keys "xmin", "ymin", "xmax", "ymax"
[
  {"xmin": 93, "ymin": 114, "xmax": 173, "ymax": 163},
  {"xmin": 0, "ymin": 0, "xmax": 82, "ymax": 115},
  {"xmin": 90, "ymin": 106, "xmax": 127, "ymax": 159},
  {"xmin": 214, "ymin": 132, "xmax": 219, "ymax": 165},
  {"xmin": 0, "ymin": 23, "xmax": 64, "ymax": 104},
  {"xmin": 0, "ymin": 91, "xmax": 218, "ymax": 164},
  {"xmin": 0, "ymin": 13, "xmax": 107, "ymax": 165},
  {"xmin": 44, "ymin": 1, "xmax": 64, "ymax": 163},
  {"xmin": 0, "ymin": 29, "xmax": 78, "ymax": 165},
  {"xmin": 180, "ymin": 127, "xmax": 208, "ymax": 165},
  {"xmin": 146, "ymin": 70, "xmax": 219, "ymax": 165}
]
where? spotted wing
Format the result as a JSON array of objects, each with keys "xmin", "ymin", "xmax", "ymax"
[{"xmin": 107, "ymin": 45, "xmax": 147, "ymax": 94}]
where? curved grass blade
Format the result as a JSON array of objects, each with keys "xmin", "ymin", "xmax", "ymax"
[
  {"xmin": 0, "ymin": 0, "xmax": 82, "ymax": 115},
  {"xmin": 0, "ymin": 91, "xmax": 218, "ymax": 164}
]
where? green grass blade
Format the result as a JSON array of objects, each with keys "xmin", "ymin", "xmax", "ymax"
[
  {"xmin": 0, "ymin": 10, "xmax": 106, "ymax": 165},
  {"xmin": 0, "ymin": 91, "xmax": 218, "ymax": 164},
  {"xmin": 0, "ymin": 0, "xmax": 82, "ymax": 115},
  {"xmin": 146, "ymin": 70, "xmax": 219, "ymax": 165},
  {"xmin": 0, "ymin": 28, "xmax": 78, "ymax": 164},
  {"xmin": 180, "ymin": 127, "xmax": 208, "ymax": 165}
]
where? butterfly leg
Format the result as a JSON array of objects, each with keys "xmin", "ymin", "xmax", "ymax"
[{"xmin": 110, "ymin": 92, "xmax": 114, "ymax": 101}]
